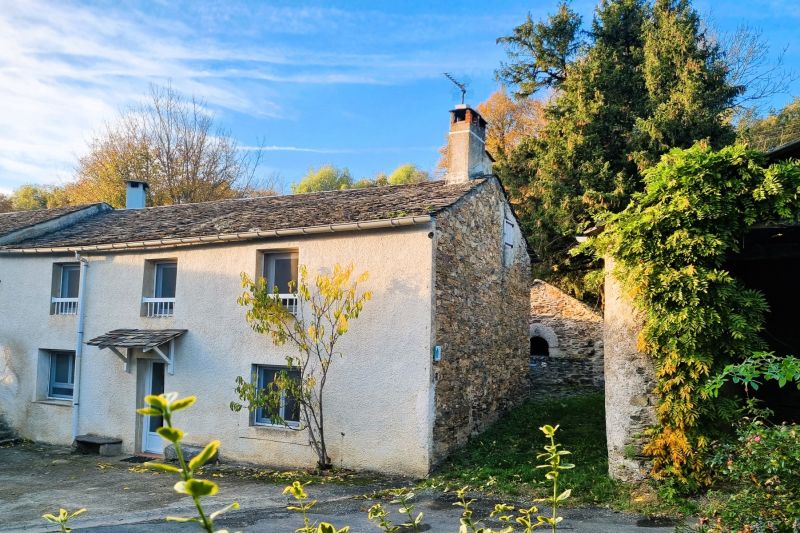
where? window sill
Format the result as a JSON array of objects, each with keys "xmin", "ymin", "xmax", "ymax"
[
  {"xmin": 34, "ymin": 399, "xmax": 73, "ymax": 407},
  {"xmin": 252, "ymin": 422, "xmax": 300, "ymax": 431},
  {"xmin": 237, "ymin": 423, "xmax": 304, "ymax": 444}
]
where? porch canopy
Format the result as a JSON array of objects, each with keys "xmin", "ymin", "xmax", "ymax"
[{"xmin": 87, "ymin": 329, "xmax": 187, "ymax": 375}]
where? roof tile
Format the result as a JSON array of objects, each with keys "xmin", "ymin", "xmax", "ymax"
[{"xmin": 5, "ymin": 179, "xmax": 484, "ymax": 250}]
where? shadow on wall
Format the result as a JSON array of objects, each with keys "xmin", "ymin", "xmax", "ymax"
[{"xmin": 528, "ymin": 280, "xmax": 604, "ymax": 394}]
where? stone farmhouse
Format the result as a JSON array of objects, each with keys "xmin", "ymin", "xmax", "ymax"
[{"xmin": 0, "ymin": 106, "xmax": 531, "ymax": 476}]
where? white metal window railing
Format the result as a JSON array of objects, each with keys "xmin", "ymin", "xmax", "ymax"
[
  {"xmin": 143, "ymin": 297, "xmax": 175, "ymax": 317},
  {"xmin": 51, "ymin": 297, "xmax": 79, "ymax": 315},
  {"xmin": 272, "ymin": 293, "xmax": 298, "ymax": 316}
]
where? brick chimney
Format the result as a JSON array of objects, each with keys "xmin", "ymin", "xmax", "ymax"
[
  {"xmin": 125, "ymin": 180, "xmax": 149, "ymax": 209},
  {"xmin": 445, "ymin": 104, "xmax": 493, "ymax": 184}
]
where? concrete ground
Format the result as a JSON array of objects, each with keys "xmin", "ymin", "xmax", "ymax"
[{"xmin": 0, "ymin": 442, "xmax": 678, "ymax": 532}]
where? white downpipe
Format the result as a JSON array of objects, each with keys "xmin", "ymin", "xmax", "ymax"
[{"xmin": 71, "ymin": 253, "xmax": 89, "ymax": 440}]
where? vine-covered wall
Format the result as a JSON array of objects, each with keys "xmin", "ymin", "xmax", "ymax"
[{"xmin": 595, "ymin": 143, "xmax": 800, "ymax": 484}]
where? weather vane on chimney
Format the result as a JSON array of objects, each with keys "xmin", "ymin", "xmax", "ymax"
[{"xmin": 444, "ymin": 73, "xmax": 467, "ymax": 105}]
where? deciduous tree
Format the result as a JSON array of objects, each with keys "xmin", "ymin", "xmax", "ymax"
[
  {"xmin": 291, "ymin": 165, "xmax": 353, "ymax": 193},
  {"xmin": 739, "ymin": 97, "xmax": 800, "ymax": 151},
  {"xmin": 67, "ymin": 84, "xmax": 272, "ymax": 207},
  {"xmin": 231, "ymin": 263, "xmax": 371, "ymax": 469},
  {"xmin": 387, "ymin": 164, "xmax": 429, "ymax": 185}
]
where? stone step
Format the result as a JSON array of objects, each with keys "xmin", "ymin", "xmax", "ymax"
[{"xmin": 74, "ymin": 434, "xmax": 123, "ymax": 457}]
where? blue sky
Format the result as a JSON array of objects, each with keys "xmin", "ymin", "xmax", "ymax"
[{"xmin": 0, "ymin": 0, "xmax": 798, "ymax": 194}]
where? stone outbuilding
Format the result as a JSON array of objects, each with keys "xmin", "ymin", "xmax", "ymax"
[{"xmin": 528, "ymin": 280, "xmax": 603, "ymax": 396}]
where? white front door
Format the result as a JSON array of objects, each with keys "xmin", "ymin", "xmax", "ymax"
[{"xmin": 142, "ymin": 360, "xmax": 166, "ymax": 454}]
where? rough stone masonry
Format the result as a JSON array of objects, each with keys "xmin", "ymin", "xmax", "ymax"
[
  {"xmin": 528, "ymin": 280, "xmax": 604, "ymax": 396},
  {"xmin": 431, "ymin": 178, "xmax": 531, "ymax": 463}
]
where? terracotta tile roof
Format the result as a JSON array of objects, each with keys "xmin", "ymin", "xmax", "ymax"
[
  {"xmin": 86, "ymin": 329, "xmax": 187, "ymax": 349},
  {"xmin": 5, "ymin": 179, "xmax": 484, "ymax": 250},
  {"xmin": 0, "ymin": 204, "xmax": 103, "ymax": 237}
]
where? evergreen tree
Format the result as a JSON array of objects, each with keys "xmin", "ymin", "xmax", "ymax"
[{"xmin": 496, "ymin": 0, "xmax": 740, "ymax": 301}]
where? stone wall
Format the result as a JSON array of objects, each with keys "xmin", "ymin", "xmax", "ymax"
[
  {"xmin": 529, "ymin": 280, "xmax": 604, "ymax": 395},
  {"xmin": 603, "ymin": 258, "xmax": 657, "ymax": 481},
  {"xmin": 431, "ymin": 178, "xmax": 531, "ymax": 463}
]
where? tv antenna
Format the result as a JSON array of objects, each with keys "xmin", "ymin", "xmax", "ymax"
[{"xmin": 444, "ymin": 72, "xmax": 467, "ymax": 104}]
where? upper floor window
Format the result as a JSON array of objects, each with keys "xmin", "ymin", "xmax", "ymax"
[
  {"xmin": 263, "ymin": 251, "xmax": 298, "ymax": 314},
  {"xmin": 253, "ymin": 365, "xmax": 301, "ymax": 427},
  {"xmin": 143, "ymin": 260, "xmax": 177, "ymax": 317},
  {"xmin": 264, "ymin": 252, "xmax": 298, "ymax": 293},
  {"xmin": 155, "ymin": 261, "xmax": 177, "ymax": 299},
  {"xmin": 48, "ymin": 351, "xmax": 75, "ymax": 399},
  {"xmin": 502, "ymin": 214, "xmax": 515, "ymax": 267},
  {"xmin": 51, "ymin": 263, "xmax": 80, "ymax": 315}
]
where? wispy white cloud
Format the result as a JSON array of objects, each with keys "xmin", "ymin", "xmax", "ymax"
[
  {"xmin": 239, "ymin": 145, "xmax": 438, "ymax": 154},
  {"xmin": 0, "ymin": 0, "xmax": 503, "ymax": 191}
]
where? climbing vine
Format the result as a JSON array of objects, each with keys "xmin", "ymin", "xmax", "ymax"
[{"xmin": 591, "ymin": 143, "xmax": 800, "ymax": 485}]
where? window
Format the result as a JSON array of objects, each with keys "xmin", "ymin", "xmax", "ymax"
[
  {"xmin": 263, "ymin": 251, "xmax": 299, "ymax": 314},
  {"xmin": 253, "ymin": 365, "xmax": 301, "ymax": 427},
  {"xmin": 143, "ymin": 261, "xmax": 177, "ymax": 317},
  {"xmin": 155, "ymin": 262, "xmax": 177, "ymax": 298},
  {"xmin": 51, "ymin": 263, "xmax": 80, "ymax": 315},
  {"xmin": 48, "ymin": 351, "xmax": 75, "ymax": 399},
  {"xmin": 502, "ymin": 213, "xmax": 515, "ymax": 267},
  {"xmin": 530, "ymin": 336, "xmax": 549, "ymax": 357},
  {"xmin": 60, "ymin": 265, "xmax": 80, "ymax": 298},
  {"xmin": 263, "ymin": 252, "xmax": 298, "ymax": 294}
]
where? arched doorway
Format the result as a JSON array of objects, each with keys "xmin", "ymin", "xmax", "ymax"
[{"xmin": 530, "ymin": 336, "xmax": 549, "ymax": 357}]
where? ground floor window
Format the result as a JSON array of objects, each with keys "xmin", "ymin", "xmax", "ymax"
[
  {"xmin": 253, "ymin": 365, "xmax": 301, "ymax": 427},
  {"xmin": 48, "ymin": 351, "xmax": 75, "ymax": 399}
]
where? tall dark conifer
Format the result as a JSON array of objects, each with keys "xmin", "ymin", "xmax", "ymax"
[{"xmin": 496, "ymin": 0, "xmax": 740, "ymax": 301}]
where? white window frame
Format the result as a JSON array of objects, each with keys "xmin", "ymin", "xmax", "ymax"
[
  {"xmin": 59, "ymin": 264, "xmax": 80, "ymax": 298},
  {"xmin": 51, "ymin": 263, "xmax": 80, "ymax": 315},
  {"xmin": 252, "ymin": 365, "xmax": 301, "ymax": 428},
  {"xmin": 154, "ymin": 261, "xmax": 177, "ymax": 298},
  {"xmin": 502, "ymin": 215, "xmax": 515, "ymax": 267},
  {"xmin": 262, "ymin": 251, "xmax": 299, "ymax": 315},
  {"xmin": 263, "ymin": 252, "xmax": 298, "ymax": 292},
  {"xmin": 48, "ymin": 351, "xmax": 75, "ymax": 400},
  {"xmin": 143, "ymin": 261, "xmax": 177, "ymax": 317}
]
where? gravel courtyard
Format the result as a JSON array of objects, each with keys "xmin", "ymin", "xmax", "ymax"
[{"xmin": 0, "ymin": 442, "xmax": 677, "ymax": 532}]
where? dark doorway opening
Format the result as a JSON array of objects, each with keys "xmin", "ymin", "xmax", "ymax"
[
  {"xmin": 530, "ymin": 336, "xmax": 549, "ymax": 358},
  {"xmin": 727, "ymin": 225, "xmax": 800, "ymax": 423}
]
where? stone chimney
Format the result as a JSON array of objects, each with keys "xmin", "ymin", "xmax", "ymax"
[
  {"xmin": 445, "ymin": 104, "xmax": 493, "ymax": 184},
  {"xmin": 125, "ymin": 180, "xmax": 149, "ymax": 209}
]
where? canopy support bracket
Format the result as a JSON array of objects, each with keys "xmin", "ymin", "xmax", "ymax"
[
  {"xmin": 144, "ymin": 341, "xmax": 174, "ymax": 375},
  {"xmin": 108, "ymin": 346, "xmax": 132, "ymax": 374}
]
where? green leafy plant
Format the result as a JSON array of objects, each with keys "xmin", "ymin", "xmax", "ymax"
[
  {"xmin": 231, "ymin": 263, "xmax": 371, "ymax": 469},
  {"xmin": 535, "ymin": 424, "xmax": 573, "ymax": 531},
  {"xmin": 452, "ymin": 425, "xmax": 574, "ymax": 533},
  {"xmin": 703, "ymin": 419, "xmax": 800, "ymax": 531},
  {"xmin": 591, "ymin": 143, "xmax": 800, "ymax": 484},
  {"xmin": 694, "ymin": 352, "xmax": 800, "ymax": 530},
  {"xmin": 705, "ymin": 351, "xmax": 800, "ymax": 397},
  {"xmin": 454, "ymin": 488, "xmax": 516, "ymax": 533},
  {"xmin": 367, "ymin": 489, "xmax": 424, "ymax": 532},
  {"xmin": 42, "ymin": 508, "xmax": 86, "ymax": 532},
  {"xmin": 138, "ymin": 392, "xmax": 239, "ymax": 532},
  {"xmin": 284, "ymin": 480, "xmax": 350, "ymax": 533}
]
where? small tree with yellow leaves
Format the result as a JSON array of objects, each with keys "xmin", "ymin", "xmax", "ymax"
[{"xmin": 231, "ymin": 263, "xmax": 371, "ymax": 469}]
